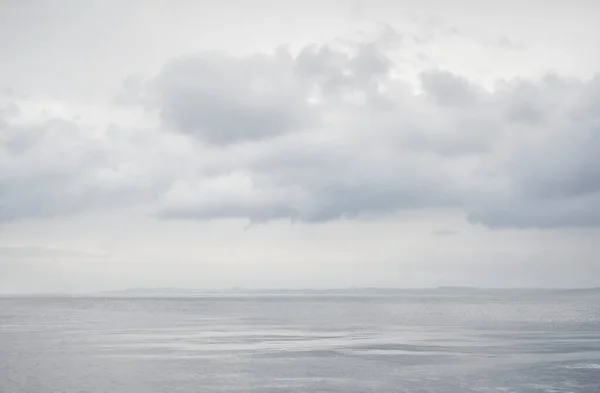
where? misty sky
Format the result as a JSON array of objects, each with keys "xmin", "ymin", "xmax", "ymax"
[{"xmin": 1, "ymin": 0, "xmax": 600, "ymax": 293}]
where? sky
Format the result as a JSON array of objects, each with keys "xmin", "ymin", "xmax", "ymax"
[{"xmin": 1, "ymin": 0, "xmax": 600, "ymax": 293}]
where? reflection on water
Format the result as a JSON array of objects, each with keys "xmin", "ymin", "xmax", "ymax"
[{"xmin": 1, "ymin": 293, "xmax": 600, "ymax": 392}]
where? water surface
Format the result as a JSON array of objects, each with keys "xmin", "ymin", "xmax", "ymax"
[{"xmin": 1, "ymin": 292, "xmax": 600, "ymax": 392}]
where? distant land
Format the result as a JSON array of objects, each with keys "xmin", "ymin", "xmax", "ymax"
[
  {"xmin": 98, "ymin": 287, "xmax": 600, "ymax": 297},
  {"xmin": 3, "ymin": 287, "xmax": 600, "ymax": 297}
]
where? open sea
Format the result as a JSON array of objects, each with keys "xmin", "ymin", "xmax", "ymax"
[{"xmin": 1, "ymin": 292, "xmax": 600, "ymax": 392}]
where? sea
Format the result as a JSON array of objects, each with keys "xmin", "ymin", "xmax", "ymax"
[{"xmin": 1, "ymin": 291, "xmax": 600, "ymax": 392}]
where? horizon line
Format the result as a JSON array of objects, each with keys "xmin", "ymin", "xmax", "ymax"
[{"xmin": 2, "ymin": 286, "xmax": 600, "ymax": 297}]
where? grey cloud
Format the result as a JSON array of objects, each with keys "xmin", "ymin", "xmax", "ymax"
[
  {"xmin": 0, "ymin": 117, "xmax": 100, "ymax": 221},
  {"xmin": 419, "ymin": 70, "xmax": 482, "ymax": 107},
  {"xmin": 145, "ymin": 35, "xmax": 397, "ymax": 146},
  {"xmin": 4, "ymin": 28, "xmax": 600, "ymax": 229},
  {"xmin": 149, "ymin": 51, "xmax": 316, "ymax": 145},
  {"xmin": 152, "ymin": 49, "xmax": 600, "ymax": 228},
  {"xmin": 0, "ymin": 111, "xmax": 186, "ymax": 222},
  {"xmin": 467, "ymin": 193, "xmax": 600, "ymax": 229}
]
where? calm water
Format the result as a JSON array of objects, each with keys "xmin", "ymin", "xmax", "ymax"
[{"xmin": 1, "ymin": 293, "xmax": 600, "ymax": 392}]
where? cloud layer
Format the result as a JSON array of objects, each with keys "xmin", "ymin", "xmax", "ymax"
[{"xmin": 2, "ymin": 29, "xmax": 599, "ymax": 229}]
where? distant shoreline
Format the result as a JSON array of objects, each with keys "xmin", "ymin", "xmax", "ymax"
[
  {"xmin": 101, "ymin": 286, "xmax": 600, "ymax": 294},
  {"xmin": 3, "ymin": 287, "xmax": 599, "ymax": 297}
]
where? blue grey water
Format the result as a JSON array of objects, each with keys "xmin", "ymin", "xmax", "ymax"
[{"xmin": 1, "ymin": 292, "xmax": 600, "ymax": 392}]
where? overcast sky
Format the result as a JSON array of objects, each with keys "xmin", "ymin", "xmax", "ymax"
[{"xmin": 1, "ymin": 0, "xmax": 600, "ymax": 293}]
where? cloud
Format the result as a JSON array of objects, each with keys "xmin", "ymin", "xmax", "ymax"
[
  {"xmin": 420, "ymin": 70, "xmax": 482, "ymax": 107},
  {"xmin": 149, "ymin": 37, "xmax": 600, "ymax": 228},
  {"xmin": 2, "ymin": 27, "xmax": 600, "ymax": 229},
  {"xmin": 0, "ymin": 100, "xmax": 193, "ymax": 222},
  {"xmin": 148, "ymin": 50, "xmax": 317, "ymax": 145}
]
